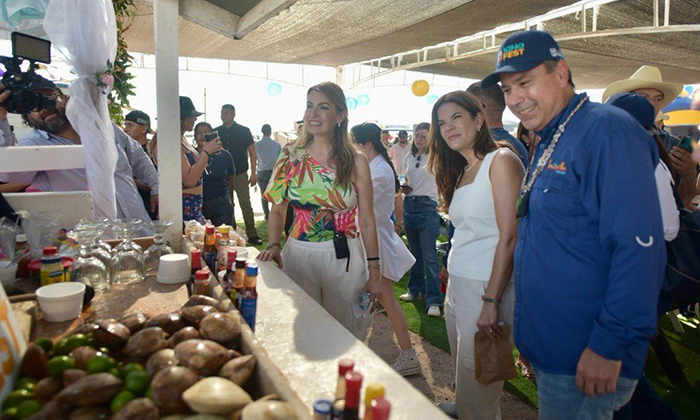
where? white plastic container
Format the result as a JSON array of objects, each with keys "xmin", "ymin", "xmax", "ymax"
[
  {"xmin": 0, "ymin": 262, "xmax": 18, "ymax": 286},
  {"xmin": 36, "ymin": 282, "xmax": 86, "ymax": 323},
  {"xmin": 157, "ymin": 254, "xmax": 190, "ymax": 284},
  {"xmin": 231, "ymin": 247, "xmax": 249, "ymax": 260}
]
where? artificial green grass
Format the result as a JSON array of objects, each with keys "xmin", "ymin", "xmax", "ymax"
[
  {"xmin": 645, "ymin": 315, "xmax": 700, "ymax": 420},
  {"xmin": 248, "ymin": 220, "xmax": 700, "ymax": 417}
]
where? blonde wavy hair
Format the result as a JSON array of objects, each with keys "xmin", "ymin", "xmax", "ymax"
[{"xmin": 295, "ymin": 82, "xmax": 356, "ymax": 188}]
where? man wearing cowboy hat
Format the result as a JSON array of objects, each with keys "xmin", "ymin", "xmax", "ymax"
[
  {"xmin": 482, "ymin": 30, "xmax": 665, "ymax": 419},
  {"xmin": 603, "ymin": 65, "xmax": 699, "ymax": 206}
]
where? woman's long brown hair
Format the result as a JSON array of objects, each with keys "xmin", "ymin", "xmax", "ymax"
[
  {"xmin": 295, "ymin": 82, "xmax": 356, "ymax": 188},
  {"xmin": 427, "ymin": 90, "xmax": 499, "ymax": 211}
]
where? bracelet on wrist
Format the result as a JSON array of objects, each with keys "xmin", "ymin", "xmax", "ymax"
[
  {"xmin": 266, "ymin": 243, "xmax": 281, "ymax": 251},
  {"xmin": 481, "ymin": 295, "xmax": 501, "ymax": 308},
  {"xmin": 367, "ymin": 257, "xmax": 380, "ymax": 261},
  {"xmin": 203, "ymin": 150, "xmax": 211, "ymax": 157}
]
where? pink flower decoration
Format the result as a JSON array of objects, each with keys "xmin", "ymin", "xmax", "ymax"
[{"xmin": 100, "ymin": 73, "xmax": 114, "ymax": 88}]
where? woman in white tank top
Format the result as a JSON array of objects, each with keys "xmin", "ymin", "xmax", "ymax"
[{"xmin": 428, "ymin": 91, "xmax": 524, "ymax": 420}]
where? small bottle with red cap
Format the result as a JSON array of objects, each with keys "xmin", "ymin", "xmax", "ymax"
[
  {"xmin": 193, "ymin": 270, "xmax": 211, "ymax": 296},
  {"xmin": 343, "ymin": 371, "xmax": 363, "ymax": 420},
  {"xmin": 335, "ymin": 358, "xmax": 355, "ymax": 401},
  {"xmin": 371, "ymin": 397, "xmax": 391, "ymax": 420}
]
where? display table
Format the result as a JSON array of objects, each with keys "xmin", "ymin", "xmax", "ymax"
[{"xmin": 239, "ymin": 247, "xmax": 450, "ymax": 419}]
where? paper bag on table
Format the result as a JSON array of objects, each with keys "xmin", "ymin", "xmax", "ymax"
[{"xmin": 474, "ymin": 324, "xmax": 517, "ymax": 385}]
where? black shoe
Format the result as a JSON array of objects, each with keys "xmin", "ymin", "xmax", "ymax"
[{"xmin": 248, "ymin": 236, "xmax": 263, "ymax": 245}]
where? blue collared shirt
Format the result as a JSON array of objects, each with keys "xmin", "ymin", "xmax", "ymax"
[
  {"xmin": 490, "ymin": 127, "xmax": 529, "ymax": 169},
  {"xmin": 514, "ymin": 93, "xmax": 666, "ymax": 380},
  {"xmin": 0, "ymin": 119, "xmax": 158, "ymax": 233},
  {"xmin": 255, "ymin": 136, "xmax": 282, "ymax": 172}
]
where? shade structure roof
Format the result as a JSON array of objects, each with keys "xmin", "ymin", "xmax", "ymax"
[{"xmin": 125, "ymin": 0, "xmax": 700, "ymax": 88}]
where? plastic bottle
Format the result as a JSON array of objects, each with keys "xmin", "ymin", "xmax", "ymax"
[
  {"xmin": 232, "ymin": 257, "xmax": 247, "ymax": 308},
  {"xmin": 313, "ymin": 399, "xmax": 332, "ymax": 420},
  {"xmin": 370, "ymin": 397, "xmax": 391, "ymax": 420},
  {"xmin": 343, "ymin": 372, "xmax": 363, "ymax": 420},
  {"xmin": 223, "ymin": 249, "xmax": 237, "ymax": 296},
  {"xmin": 335, "ymin": 358, "xmax": 354, "ymax": 401},
  {"xmin": 189, "ymin": 249, "xmax": 202, "ymax": 296},
  {"xmin": 241, "ymin": 263, "xmax": 258, "ymax": 330},
  {"xmin": 203, "ymin": 225, "xmax": 217, "ymax": 273},
  {"xmin": 362, "ymin": 382, "xmax": 385, "ymax": 420},
  {"xmin": 15, "ymin": 234, "xmax": 30, "ymax": 279},
  {"xmin": 40, "ymin": 246, "xmax": 64, "ymax": 286},
  {"xmin": 193, "ymin": 270, "xmax": 211, "ymax": 296}
]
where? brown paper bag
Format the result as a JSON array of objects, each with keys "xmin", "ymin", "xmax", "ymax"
[{"xmin": 474, "ymin": 324, "xmax": 517, "ymax": 385}]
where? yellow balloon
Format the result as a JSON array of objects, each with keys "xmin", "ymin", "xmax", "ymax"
[{"xmin": 411, "ymin": 80, "xmax": 430, "ymax": 97}]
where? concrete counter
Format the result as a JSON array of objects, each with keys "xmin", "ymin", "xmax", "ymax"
[{"xmin": 247, "ymin": 247, "xmax": 450, "ymax": 419}]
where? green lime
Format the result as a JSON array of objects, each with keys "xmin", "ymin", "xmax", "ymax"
[
  {"xmin": 64, "ymin": 334, "xmax": 87, "ymax": 352},
  {"xmin": 145, "ymin": 385, "xmax": 152, "ymax": 399},
  {"xmin": 46, "ymin": 356, "xmax": 75, "ymax": 378},
  {"xmin": 52, "ymin": 338, "xmax": 69, "ymax": 356},
  {"xmin": 15, "ymin": 400, "xmax": 41, "ymax": 419},
  {"xmin": 124, "ymin": 371, "xmax": 150, "ymax": 395},
  {"xmin": 87, "ymin": 354, "xmax": 117, "ymax": 374},
  {"xmin": 119, "ymin": 363, "xmax": 144, "ymax": 379},
  {"xmin": 33, "ymin": 338, "xmax": 53, "ymax": 353},
  {"xmin": 109, "ymin": 368, "xmax": 121, "ymax": 377},
  {"xmin": 110, "ymin": 390, "xmax": 135, "ymax": 414},
  {"xmin": 3, "ymin": 407, "xmax": 18, "ymax": 419},
  {"xmin": 3, "ymin": 389, "xmax": 32, "ymax": 409},
  {"xmin": 15, "ymin": 378, "xmax": 37, "ymax": 391},
  {"xmin": 85, "ymin": 334, "xmax": 99, "ymax": 348}
]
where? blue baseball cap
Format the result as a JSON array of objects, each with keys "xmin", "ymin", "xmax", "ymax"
[
  {"xmin": 481, "ymin": 30, "xmax": 565, "ymax": 88},
  {"xmin": 605, "ymin": 92, "xmax": 655, "ymax": 130}
]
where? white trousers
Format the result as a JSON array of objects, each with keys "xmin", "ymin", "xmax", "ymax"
[
  {"xmin": 444, "ymin": 274, "xmax": 515, "ymax": 420},
  {"xmin": 282, "ymin": 237, "xmax": 372, "ymax": 340}
]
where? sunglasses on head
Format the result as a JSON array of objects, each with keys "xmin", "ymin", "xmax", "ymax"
[{"xmin": 415, "ymin": 154, "xmax": 421, "ymax": 168}]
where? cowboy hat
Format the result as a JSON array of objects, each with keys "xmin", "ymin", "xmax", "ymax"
[{"xmin": 602, "ymin": 66, "xmax": 682, "ymax": 110}]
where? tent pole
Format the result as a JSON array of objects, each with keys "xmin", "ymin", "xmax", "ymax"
[{"xmin": 155, "ymin": 0, "xmax": 183, "ymax": 250}]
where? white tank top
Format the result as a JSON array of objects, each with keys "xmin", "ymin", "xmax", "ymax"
[{"xmin": 447, "ymin": 150, "xmax": 503, "ymax": 281}]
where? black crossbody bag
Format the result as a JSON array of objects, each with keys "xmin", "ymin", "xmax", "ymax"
[{"xmin": 332, "ymin": 219, "xmax": 351, "ymax": 272}]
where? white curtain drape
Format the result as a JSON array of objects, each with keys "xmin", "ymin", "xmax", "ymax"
[{"xmin": 43, "ymin": 0, "xmax": 118, "ymax": 220}]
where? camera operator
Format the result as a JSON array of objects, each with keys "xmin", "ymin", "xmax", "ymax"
[{"xmin": 0, "ymin": 77, "xmax": 159, "ymax": 234}]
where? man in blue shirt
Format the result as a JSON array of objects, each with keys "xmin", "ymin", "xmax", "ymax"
[
  {"xmin": 194, "ymin": 122, "xmax": 236, "ymax": 227},
  {"xmin": 482, "ymin": 30, "xmax": 666, "ymax": 419},
  {"xmin": 255, "ymin": 124, "xmax": 281, "ymax": 220},
  {"xmin": 467, "ymin": 82, "xmax": 529, "ymax": 169}
]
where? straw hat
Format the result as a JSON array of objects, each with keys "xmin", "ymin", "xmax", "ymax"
[{"xmin": 602, "ymin": 66, "xmax": 682, "ymax": 110}]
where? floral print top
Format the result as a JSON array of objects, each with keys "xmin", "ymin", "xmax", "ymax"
[{"xmin": 263, "ymin": 146, "xmax": 358, "ymax": 242}]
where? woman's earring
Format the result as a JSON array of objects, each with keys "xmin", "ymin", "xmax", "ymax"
[{"xmin": 477, "ymin": 126, "xmax": 481, "ymax": 132}]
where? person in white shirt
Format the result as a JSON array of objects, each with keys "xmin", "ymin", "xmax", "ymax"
[
  {"xmin": 429, "ymin": 91, "xmax": 524, "ymax": 420},
  {"xmin": 399, "ymin": 123, "xmax": 442, "ymax": 317},
  {"xmin": 351, "ymin": 122, "xmax": 419, "ymax": 376},
  {"xmin": 255, "ymin": 124, "xmax": 282, "ymax": 220},
  {"xmin": 389, "ymin": 130, "xmax": 411, "ymax": 175}
]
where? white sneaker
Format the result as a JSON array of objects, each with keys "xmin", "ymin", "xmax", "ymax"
[
  {"xmin": 391, "ymin": 349, "xmax": 421, "ymax": 376},
  {"xmin": 399, "ymin": 292, "xmax": 416, "ymax": 302},
  {"xmin": 427, "ymin": 305, "xmax": 441, "ymax": 317}
]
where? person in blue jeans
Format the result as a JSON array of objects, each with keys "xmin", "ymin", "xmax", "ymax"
[
  {"xmin": 399, "ymin": 122, "xmax": 442, "ymax": 317},
  {"xmin": 483, "ymin": 31, "xmax": 666, "ymax": 420}
]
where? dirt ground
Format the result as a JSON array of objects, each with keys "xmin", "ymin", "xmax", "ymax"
[{"xmin": 365, "ymin": 314, "xmax": 538, "ymax": 420}]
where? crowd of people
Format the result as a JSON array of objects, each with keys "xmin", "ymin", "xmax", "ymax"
[{"xmin": 0, "ymin": 27, "xmax": 698, "ymax": 420}]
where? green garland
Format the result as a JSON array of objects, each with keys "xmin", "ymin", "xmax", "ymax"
[{"xmin": 109, "ymin": 0, "xmax": 136, "ymax": 125}]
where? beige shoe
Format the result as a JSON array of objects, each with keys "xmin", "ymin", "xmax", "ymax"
[
  {"xmin": 399, "ymin": 292, "xmax": 417, "ymax": 302},
  {"xmin": 391, "ymin": 349, "xmax": 421, "ymax": 376},
  {"xmin": 427, "ymin": 305, "xmax": 441, "ymax": 317}
]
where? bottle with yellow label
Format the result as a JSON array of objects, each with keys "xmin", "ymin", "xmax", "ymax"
[{"xmin": 40, "ymin": 246, "xmax": 64, "ymax": 286}]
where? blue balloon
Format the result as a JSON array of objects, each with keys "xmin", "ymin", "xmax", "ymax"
[
  {"xmin": 347, "ymin": 97, "xmax": 358, "ymax": 110},
  {"xmin": 427, "ymin": 94, "xmax": 439, "ymax": 104},
  {"xmin": 358, "ymin": 94, "xmax": 370, "ymax": 106},
  {"xmin": 267, "ymin": 82, "xmax": 282, "ymax": 96}
]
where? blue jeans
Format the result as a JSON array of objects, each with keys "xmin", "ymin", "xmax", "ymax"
[
  {"xmin": 536, "ymin": 369, "xmax": 638, "ymax": 420},
  {"xmin": 257, "ymin": 170, "xmax": 273, "ymax": 220},
  {"xmin": 403, "ymin": 196, "xmax": 442, "ymax": 307}
]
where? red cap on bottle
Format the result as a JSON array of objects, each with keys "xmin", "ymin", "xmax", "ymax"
[
  {"xmin": 194, "ymin": 270, "xmax": 209, "ymax": 280},
  {"xmin": 344, "ymin": 371, "xmax": 363, "ymax": 408},
  {"xmin": 227, "ymin": 249, "xmax": 238, "ymax": 268},
  {"xmin": 42, "ymin": 246, "xmax": 57, "ymax": 256},
  {"xmin": 205, "ymin": 225, "xmax": 215, "ymax": 234},
  {"xmin": 338, "ymin": 358, "xmax": 354, "ymax": 376},
  {"xmin": 371, "ymin": 397, "xmax": 391, "ymax": 420}
]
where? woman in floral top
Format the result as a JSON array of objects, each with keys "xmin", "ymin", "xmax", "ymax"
[{"xmin": 258, "ymin": 82, "xmax": 381, "ymax": 339}]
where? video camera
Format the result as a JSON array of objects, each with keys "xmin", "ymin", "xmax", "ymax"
[{"xmin": 0, "ymin": 32, "xmax": 55, "ymax": 114}]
